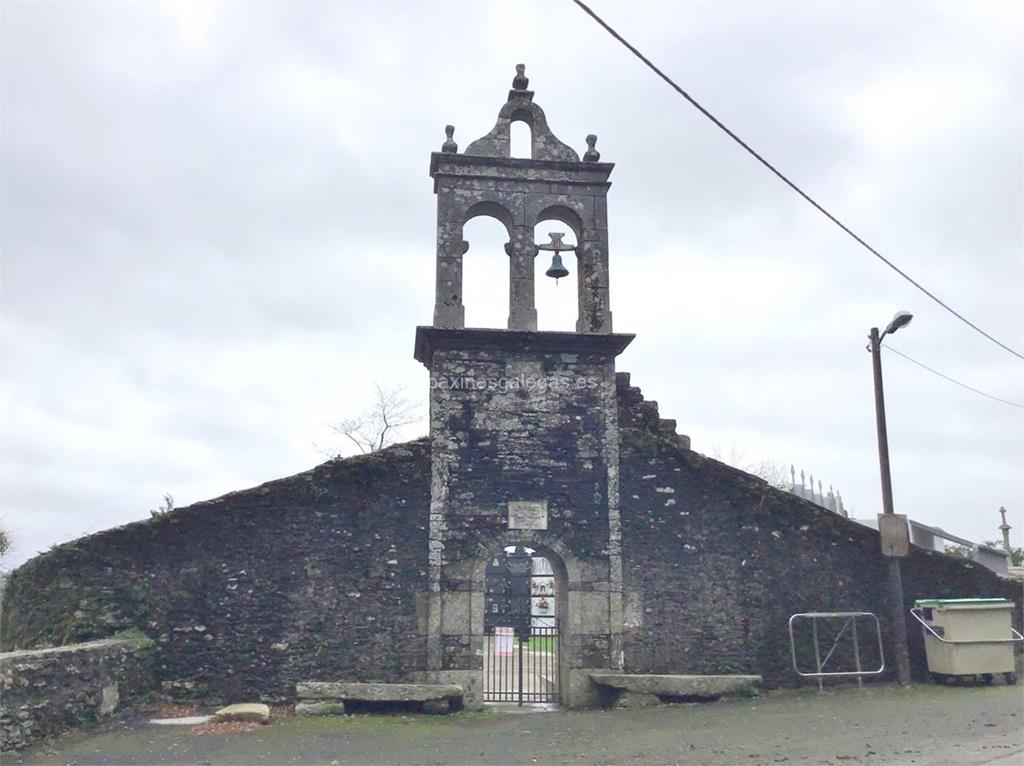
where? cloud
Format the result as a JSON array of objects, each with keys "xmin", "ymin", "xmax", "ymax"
[{"xmin": 1, "ymin": 0, "xmax": 1021, "ymax": 566}]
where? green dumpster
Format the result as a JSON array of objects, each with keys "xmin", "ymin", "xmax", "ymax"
[{"xmin": 910, "ymin": 598, "xmax": 1022, "ymax": 684}]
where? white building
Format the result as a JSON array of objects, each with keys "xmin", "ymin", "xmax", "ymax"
[{"xmin": 853, "ymin": 517, "xmax": 1010, "ymax": 577}]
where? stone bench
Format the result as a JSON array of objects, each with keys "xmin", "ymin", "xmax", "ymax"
[
  {"xmin": 589, "ymin": 673, "xmax": 762, "ymax": 708},
  {"xmin": 295, "ymin": 682, "xmax": 465, "ymax": 715}
]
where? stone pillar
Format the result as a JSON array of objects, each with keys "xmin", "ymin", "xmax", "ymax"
[
  {"xmin": 433, "ymin": 220, "xmax": 467, "ymax": 329},
  {"xmin": 506, "ymin": 227, "xmax": 538, "ymax": 331},
  {"xmin": 603, "ymin": 369, "xmax": 625, "ymax": 669},
  {"xmin": 576, "ymin": 230, "xmax": 612, "ymax": 333},
  {"xmin": 426, "ymin": 448, "xmax": 450, "ymax": 672}
]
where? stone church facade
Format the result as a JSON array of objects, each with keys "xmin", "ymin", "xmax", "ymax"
[{"xmin": 2, "ymin": 68, "xmax": 1017, "ymax": 709}]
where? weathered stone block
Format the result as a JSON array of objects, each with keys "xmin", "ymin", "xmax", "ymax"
[
  {"xmin": 421, "ymin": 699, "xmax": 450, "ymax": 714},
  {"xmin": 294, "ymin": 701, "xmax": 346, "ymax": 716},
  {"xmin": 212, "ymin": 703, "xmax": 270, "ymax": 724},
  {"xmin": 565, "ymin": 668, "xmax": 614, "ymax": 710},
  {"xmin": 99, "ymin": 684, "xmax": 119, "ymax": 715},
  {"xmin": 614, "ymin": 691, "xmax": 660, "ymax": 709},
  {"xmin": 441, "ymin": 634, "xmax": 475, "ymax": 670},
  {"xmin": 296, "ymin": 682, "xmax": 463, "ymax": 704},
  {"xmin": 589, "ymin": 674, "xmax": 762, "ymax": 700},
  {"xmin": 421, "ymin": 670, "xmax": 481, "ymax": 710},
  {"xmin": 574, "ymin": 634, "xmax": 612, "ymax": 669},
  {"xmin": 440, "ymin": 591, "xmax": 471, "ymax": 634},
  {"xmin": 568, "ymin": 591, "xmax": 610, "ymax": 634}
]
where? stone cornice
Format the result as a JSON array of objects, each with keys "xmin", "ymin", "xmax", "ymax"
[
  {"xmin": 414, "ymin": 326, "xmax": 634, "ymax": 367},
  {"xmin": 430, "ymin": 152, "xmax": 614, "ymax": 187}
]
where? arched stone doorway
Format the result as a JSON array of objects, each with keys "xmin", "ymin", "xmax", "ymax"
[
  {"xmin": 482, "ymin": 544, "xmax": 564, "ymax": 704},
  {"xmin": 464, "ymin": 535, "xmax": 588, "ymax": 708},
  {"xmin": 426, "ymin": 526, "xmax": 619, "ymax": 711}
]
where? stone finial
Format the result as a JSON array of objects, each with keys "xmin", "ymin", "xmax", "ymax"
[
  {"xmin": 441, "ymin": 125, "xmax": 458, "ymax": 154},
  {"xmin": 583, "ymin": 134, "xmax": 600, "ymax": 162},
  {"xmin": 464, "ymin": 65, "xmax": 579, "ymax": 161},
  {"xmin": 513, "ymin": 64, "xmax": 529, "ymax": 91}
]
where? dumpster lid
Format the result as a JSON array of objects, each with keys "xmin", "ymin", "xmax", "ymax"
[{"xmin": 914, "ymin": 598, "xmax": 1012, "ymax": 608}]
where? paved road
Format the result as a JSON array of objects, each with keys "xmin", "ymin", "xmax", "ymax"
[{"xmin": 12, "ymin": 683, "xmax": 1023, "ymax": 765}]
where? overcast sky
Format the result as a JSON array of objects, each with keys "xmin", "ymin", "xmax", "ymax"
[{"xmin": 1, "ymin": 0, "xmax": 1021, "ymax": 568}]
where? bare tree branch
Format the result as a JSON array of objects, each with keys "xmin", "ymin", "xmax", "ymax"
[
  {"xmin": 325, "ymin": 383, "xmax": 421, "ymax": 457},
  {"xmin": 708, "ymin": 444, "xmax": 789, "ymax": 490}
]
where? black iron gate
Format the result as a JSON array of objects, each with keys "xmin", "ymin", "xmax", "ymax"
[{"xmin": 483, "ymin": 621, "xmax": 560, "ymax": 704}]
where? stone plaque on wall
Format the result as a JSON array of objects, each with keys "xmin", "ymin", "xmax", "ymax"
[{"xmin": 508, "ymin": 501, "xmax": 548, "ymax": 530}]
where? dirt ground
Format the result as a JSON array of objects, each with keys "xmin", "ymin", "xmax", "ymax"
[{"xmin": 11, "ymin": 683, "xmax": 1023, "ymax": 766}]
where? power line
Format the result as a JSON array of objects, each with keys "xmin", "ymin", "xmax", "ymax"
[
  {"xmin": 883, "ymin": 344, "xmax": 1024, "ymax": 409},
  {"xmin": 570, "ymin": 0, "xmax": 1024, "ymax": 361}
]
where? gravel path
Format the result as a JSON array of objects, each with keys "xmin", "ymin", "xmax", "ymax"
[{"xmin": 12, "ymin": 683, "xmax": 1023, "ymax": 765}]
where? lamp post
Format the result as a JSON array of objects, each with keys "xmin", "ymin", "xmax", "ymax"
[{"xmin": 868, "ymin": 311, "xmax": 913, "ymax": 686}]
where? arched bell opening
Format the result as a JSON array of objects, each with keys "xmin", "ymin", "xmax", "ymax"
[
  {"xmin": 462, "ymin": 204, "xmax": 514, "ymax": 329},
  {"xmin": 509, "ymin": 119, "xmax": 532, "ymax": 159},
  {"xmin": 534, "ymin": 205, "xmax": 584, "ymax": 332}
]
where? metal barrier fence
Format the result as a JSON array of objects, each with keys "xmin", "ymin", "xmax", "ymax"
[{"xmin": 789, "ymin": 611, "xmax": 885, "ymax": 689}]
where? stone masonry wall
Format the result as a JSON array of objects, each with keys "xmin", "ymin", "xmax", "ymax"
[
  {"xmin": 1, "ymin": 375, "xmax": 1018, "ymax": 707},
  {"xmin": 429, "ymin": 345, "xmax": 617, "ymax": 564},
  {"xmin": 615, "ymin": 373, "xmax": 1022, "ymax": 685},
  {"xmin": 1, "ymin": 638, "xmax": 155, "ymax": 752},
  {"xmin": 0, "ymin": 441, "xmax": 432, "ymax": 704}
]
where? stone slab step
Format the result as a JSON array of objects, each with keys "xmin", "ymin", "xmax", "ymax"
[
  {"xmin": 296, "ymin": 681, "xmax": 464, "ymax": 703},
  {"xmin": 589, "ymin": 673, "xmax": 761, "ymax": 699}
]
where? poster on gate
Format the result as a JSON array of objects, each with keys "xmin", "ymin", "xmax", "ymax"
[{"xmin": 494, "ymin": 626, "xmax": 515, "ymax": 655}]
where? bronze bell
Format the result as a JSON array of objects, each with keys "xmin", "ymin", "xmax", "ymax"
[{"xmin": 545, "ymin": 253, "xmax": 569, "ymax": 283}]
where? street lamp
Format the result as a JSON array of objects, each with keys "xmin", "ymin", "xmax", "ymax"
[
  {"xmin": 868, "ymin": 311, "xmax": 913, "ymax": 686},
  {"xmin": 884, "ymin": 311, "xmax": 913, "ymax": 336}
]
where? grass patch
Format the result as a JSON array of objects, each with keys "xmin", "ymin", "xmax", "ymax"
[
  {"xmin": 521, "ymin": 635, "xmax": 557, "ymax": 653},
  {"xmin": 111, "ymin": 627, "xmax": 156, "ymax": 650}
]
